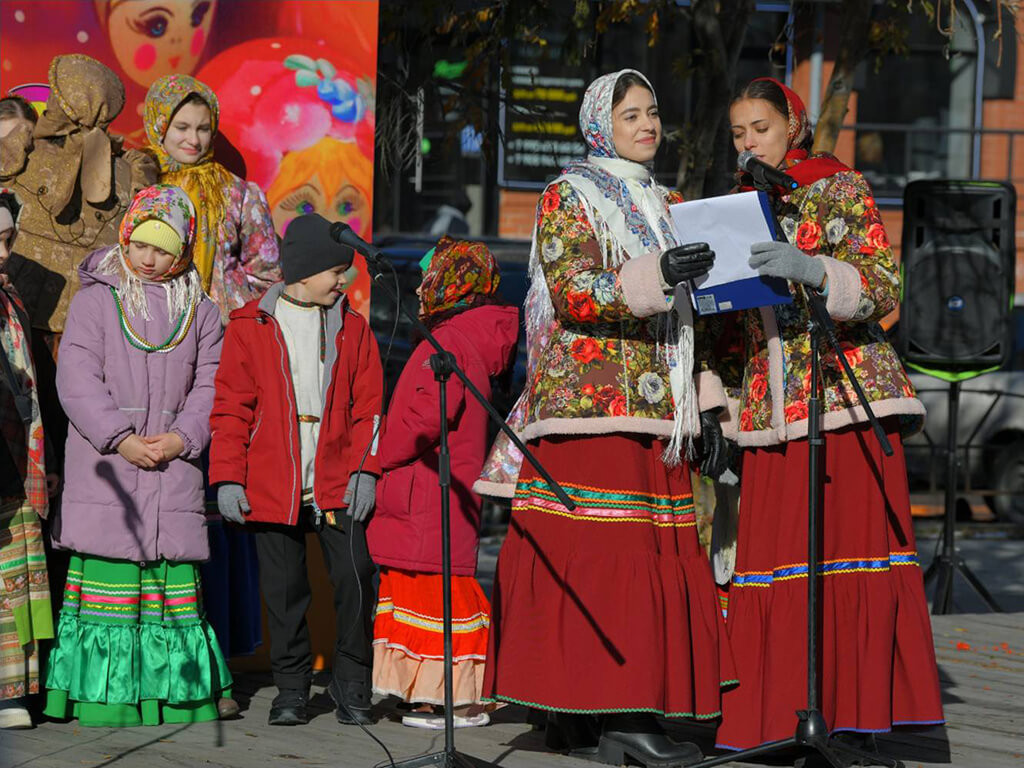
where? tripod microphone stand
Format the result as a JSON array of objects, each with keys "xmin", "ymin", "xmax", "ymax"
[
  {"xmin": 691, "ymin": 187, "xmax": 905, "ymax": 768},
  {"xmin": 365, "ymin": 253, "xmax": 576, "ymax": 768},
  {"xmin": 921, "ymin": 379, "xmax": 1002, "ymax": 614}
]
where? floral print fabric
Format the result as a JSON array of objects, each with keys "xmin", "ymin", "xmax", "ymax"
[
  {"xmin": 420, "ymin": 236, "xmax": 500, "ymax": 319},
  {"xmin": 144, "ymin": 74, "xmax": 280, "ymax": 313},
  {"xmin": 521, "ymin": 181, "xmax": 680, "ymax": 432},
  {"xmin": 118, "ymin": 185, "xmax": 197, "ymax": 282},
  {"xmin": 709, "ymin": 170, "xmax": 921, "ymax": 443}
]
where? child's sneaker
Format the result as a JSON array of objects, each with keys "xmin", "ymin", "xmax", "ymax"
[
  {"xmin": 0, "ymin": 698, "xmax": 33, "ymax": 729},
  {"xmin": 328, "ymin": 679, "xmax": 375, "ymax": 725},
  {"xmin": 268, "ymin": 688, "xmax": 309, "ymax": 726},
  {"xmin": 402, "ymin": 710, "xmax": 490, "ymax": 729}
]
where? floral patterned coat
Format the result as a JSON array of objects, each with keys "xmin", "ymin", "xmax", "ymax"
[
  {"xmin": 709, "ymin": 169, "xmax": 924, "ymax": 446},
  {"xmin": 202, "ymin": 171, "xmax": 280, "ymax": 326},
  {"xmin": 520, "ymin": 180, "xmax": 724, "ymax": 443}
]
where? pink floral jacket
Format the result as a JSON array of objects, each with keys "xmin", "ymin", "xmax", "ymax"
[
  {"xmin": 205, "ymin": 171, "xmax": 280, "ymax": 325},
  {"xmin": 708, "ymin": 169, "xmax": 924, "ymax": 446},
  {"xmin": 520, "ymin": 180, "xmax": 723, "ymax": 443}
]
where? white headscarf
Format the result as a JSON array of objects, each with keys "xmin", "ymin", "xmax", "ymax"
[{"xmin": 525, "ymin": 69, "xmax": 698, "ymax": 462}]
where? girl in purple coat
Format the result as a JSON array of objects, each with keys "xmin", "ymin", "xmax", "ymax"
[{"xmin": 43, "ymin": 185, "xmax": 230, "ymax": 727}]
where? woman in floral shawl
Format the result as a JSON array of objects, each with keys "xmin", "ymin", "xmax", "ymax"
[
  {"xmin": 143, "ymin": 75, "xmax": 275, "ymax": 699},
  {"xmin": 143, "ymin": 74, "xmax": 280, "ymax": 322},
  {"xmin": 0, "ymin": 189, "xmax": 54, "ymax": 729},
  {"xmin": 481, "ymin": 70, "xmax": 732, "ymax": 768},
  {"xmin": 714, "ymin": 77, "xmax": 944, "ymax": 751}
]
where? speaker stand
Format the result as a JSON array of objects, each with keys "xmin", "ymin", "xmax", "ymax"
[{"xmin": 922, "ymin": 380, "xmax": 1002, "ymax": 614}]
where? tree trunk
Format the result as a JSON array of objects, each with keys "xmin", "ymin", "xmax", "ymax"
[
  {"xmin": 678, "ymin": 0, "xmax": 755, "ymax": 199},
  {"xmin": 812, "ymin": 0, "xmax": 874, "ymax": 155}
]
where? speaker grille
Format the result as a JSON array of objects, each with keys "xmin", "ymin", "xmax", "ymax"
[{"xmin": 899, "ymin": 180, "xmax": 1016, "ymax": 371}]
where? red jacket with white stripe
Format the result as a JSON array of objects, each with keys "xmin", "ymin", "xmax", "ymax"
[{"xmin": 208, "ymin": 284, "xmax": 382, "ymax": 525}]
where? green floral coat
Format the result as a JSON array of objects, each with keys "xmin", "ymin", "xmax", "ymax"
[
  {"xmin": 709, "ymin": 169, "xmax": 923, "ymax": 446},
  {"xmin": 520, "ymin": 180, "xmax": 724, "ymax": 442}
]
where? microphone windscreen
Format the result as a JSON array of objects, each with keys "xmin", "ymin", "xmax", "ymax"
[{"xmin": 737, "ymin": 149, "xmax": 755, "ymax": 171}]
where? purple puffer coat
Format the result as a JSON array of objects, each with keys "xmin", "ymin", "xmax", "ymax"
[{"xmin": 53, "ymin": 248, "xmax": 223, "ymax": 563}]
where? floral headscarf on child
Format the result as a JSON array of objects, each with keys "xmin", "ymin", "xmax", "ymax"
[
  {"xmin": 144, "ymin": 74, "xmax": 234, "ymax": 292},
  {"xmin": 118, "ymin": 184, "xmax": 198, "ymax": 282},
  {"xmin": 101, "ymin": 184, "xmax": 201, "ymax": 323},
  {"xmin": 419, "ymin": 236, "xmax": 501, "ymax": 321}
]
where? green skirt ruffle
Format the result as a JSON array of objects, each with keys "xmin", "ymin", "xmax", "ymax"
[{"xmin": 44, "ymin": 554, "xmax": 232, "ymax": 727}]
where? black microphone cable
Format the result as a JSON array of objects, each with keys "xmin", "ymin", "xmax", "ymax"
[{"xmin": 331, "ymin": 254, "xmax": 409, "ymax": 768}]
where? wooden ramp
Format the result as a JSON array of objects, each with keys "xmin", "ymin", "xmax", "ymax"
[{"xmin": 3, "ymin": 612, "xmax": 1022, "ymax": 768}]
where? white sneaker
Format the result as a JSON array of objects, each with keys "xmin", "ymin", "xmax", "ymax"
[
  {"xmin": 402, "ymin": 711, "xmax": 490, "ymax": 729},
  {"xmin": 0, "ymin": 699, "xmax": 32, "ymax": 729}
]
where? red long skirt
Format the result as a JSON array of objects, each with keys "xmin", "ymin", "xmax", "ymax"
[
  {"xmin": 716, "ymin": 421, "xmax": 944, "ymax": 750},
  {"xmin": 483, "ymin": 433, "xmax": 736, "ymax": 719}
]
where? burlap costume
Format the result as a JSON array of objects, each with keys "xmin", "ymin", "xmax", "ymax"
[{"xmin": 1, "ymin": 54, "xmax": 157, "ymax": 334}]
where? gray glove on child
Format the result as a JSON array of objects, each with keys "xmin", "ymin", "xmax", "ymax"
[
  {"xmin": 344, "ymin": 472, "xmax": 376, "ymax": 522},
  {"xmin": 217, "ymin": 483, "xmax": 250, "ymax": 525},
  {"xmin": 749, "ymin": 241, "xmax": 826, "ymax": 289}
]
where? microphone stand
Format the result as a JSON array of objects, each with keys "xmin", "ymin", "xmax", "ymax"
[
  {"xmin": 690, "ymin": 182, "xmax": 903, "ymax": 768},
  {"xmin": 364, "ymin": 250, "xmax": 576, "ymax": 768}
]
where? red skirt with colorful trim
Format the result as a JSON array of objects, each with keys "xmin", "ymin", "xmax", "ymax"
[
  {"xmin": 372, "ymin": 567, "xmax": 491, "ymax": 707},
  {"xmin": 483, "ymin": 433, "xmax": 737, "ymax": 718},
  {"xmin": 717, "ymin": 420, "xmax": 944, "ymax": 750}
]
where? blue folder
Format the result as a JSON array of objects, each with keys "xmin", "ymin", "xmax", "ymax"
[{"xmin": 688, "ymin": 191, "xmax": 794, "ymax": 316}]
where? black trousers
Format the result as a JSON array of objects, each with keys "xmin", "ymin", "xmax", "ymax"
[{"xmin": 252, "ymin": 507, "xmax": 376, "ymax": 692}]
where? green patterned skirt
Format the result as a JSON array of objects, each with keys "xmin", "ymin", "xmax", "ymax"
[{"xmin": 44, "ymin": 554, "xmax": 232, "ymax": 727}]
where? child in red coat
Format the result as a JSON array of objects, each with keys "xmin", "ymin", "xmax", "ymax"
[{"xmin": 209, "ymin": 213, "xmax": 383, "ymax": 727}]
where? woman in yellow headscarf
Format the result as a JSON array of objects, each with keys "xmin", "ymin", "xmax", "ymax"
[
  {"xmin": 144, "ymin": 75, "xmax": 275, "ymax": 718},
  {"xmin": 144, "ymin": 73, "xmax": 280, "ymax": 325}
]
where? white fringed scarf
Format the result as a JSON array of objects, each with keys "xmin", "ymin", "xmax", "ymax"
[{"xmin": 98, "ymin": 246, "xmax": 203, "ymax": 323}]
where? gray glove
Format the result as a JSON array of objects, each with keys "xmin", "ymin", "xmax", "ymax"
[
  {"xmin": 344, "ymin": 472, "xmax": 376, "ymax": 522},
  {"xmin": 216, "ymin": 483, "xmax": 250, "ymax": 525},
  {"xmin": 749, "ymin": 241, "xmax": 826, "ymax": 289}
]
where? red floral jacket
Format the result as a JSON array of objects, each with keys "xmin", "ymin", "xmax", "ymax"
[
  {"xmin": 708, "ymin": 169, "xmax": 923, "ymax": 446},
  {"xmin": 520, "ymin": 180, "xmax": 724, "ymax": 443}
]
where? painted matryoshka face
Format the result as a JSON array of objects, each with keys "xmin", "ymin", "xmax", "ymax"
[
  {"xmin": 106, "ymin": 0, "xmax": 217, "ymax": 87},
  {"xmin": 270, "ymin": 175, "xmax": 369, "ymax": 241}
]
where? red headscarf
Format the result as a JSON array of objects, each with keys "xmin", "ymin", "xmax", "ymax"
[{"xmin": 742, "ymin": 77, "xmax": 849, "ymax": 191}]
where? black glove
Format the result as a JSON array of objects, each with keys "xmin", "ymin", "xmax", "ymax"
[
  {"xmin": 699, "ymin": 410, "xmax": 732, "ymax": 480},
  {"xmin": 660, "ymin": 242, "xmax": 715, "ymax": 287}
]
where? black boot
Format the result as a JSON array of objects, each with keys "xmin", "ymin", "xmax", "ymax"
[
  {"xmin": 268, "ymin": 688, "xmax": 309, "ymax": 726},
  {"xmin": 329, "ymin": 679, "xmax": 375, "ymax": 725},
  {"xmin": 545, "ymin": 712, "xmax": 601, "ymax": 757},
  {"xmin": 598, "ymin": 713, "xmax": 703, "ymax": 767}
]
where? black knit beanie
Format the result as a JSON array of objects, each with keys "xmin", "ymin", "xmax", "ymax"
[{"xmin": 280, "ymin": 213, "xmax": 355, "ymax": 284}]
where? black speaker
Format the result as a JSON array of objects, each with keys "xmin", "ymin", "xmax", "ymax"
[{"xmin": 898, "ymin": 179, "xmax": 1016, "ymax": 375}]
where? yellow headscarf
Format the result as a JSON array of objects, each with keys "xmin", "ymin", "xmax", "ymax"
[{"xmin": 144, "ymin": 74, "xmax": 232, "ymax": 292}]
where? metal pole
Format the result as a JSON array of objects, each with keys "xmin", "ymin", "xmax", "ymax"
[
  {"xmin": 806, "ymin": 322, "xmax": 823, "ymax": 710},
  {"xmin": 436, "ymin": 360, "xmax": 456, "ymax": 754}
]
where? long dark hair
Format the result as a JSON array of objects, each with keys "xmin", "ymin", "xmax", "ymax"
[
  {"xmin": 732, "ymin": 78, "xmax": 813, "ymax": 152},
  {"xmin": 612, "ymin": 72, "xmax": 654, "ymax": 109}
]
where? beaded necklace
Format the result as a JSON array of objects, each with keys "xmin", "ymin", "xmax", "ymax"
[{"xmin": 110, "ymin": 287, "xmax": 197, "ymax": 353}]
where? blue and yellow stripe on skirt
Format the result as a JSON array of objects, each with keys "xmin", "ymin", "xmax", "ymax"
[
  {"xmin": 513, "ymin": 478, "xmax": 696, "ymax": 527},
  {"xmin": 731, "ymin": 551, "xmax": 920, "ymax": 589}
]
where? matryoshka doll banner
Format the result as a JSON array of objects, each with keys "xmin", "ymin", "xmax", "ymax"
[{"xmin": 0, "ymin": 0, "xmax": 378, "ymax": 316}]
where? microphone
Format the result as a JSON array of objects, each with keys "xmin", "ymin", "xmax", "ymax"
[
  {"xmin": 737, "ymin": 150, "xmax": 798, "ymax": 191},
  {"xmin": 329, "ymin": 221, "xmax": 385, "ymax": 264}
]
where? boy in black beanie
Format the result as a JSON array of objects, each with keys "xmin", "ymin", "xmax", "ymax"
[{"xmin": 210, "ymin": 213, "xmax": 383, "ymax": 726}]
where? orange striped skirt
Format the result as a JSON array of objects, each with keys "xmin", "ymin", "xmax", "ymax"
[{"xmin": 372, "ymin": 567, "xmax": 490, "ymax": 707}]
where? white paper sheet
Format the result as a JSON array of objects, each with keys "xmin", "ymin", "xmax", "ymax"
[{"xmin": 669, "ymin": 191, "xmax": 775, "ymax": 290}]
